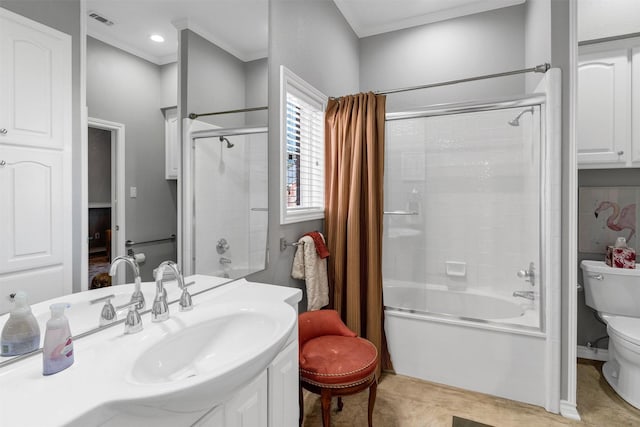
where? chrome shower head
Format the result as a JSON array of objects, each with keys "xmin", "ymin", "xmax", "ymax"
[
  {"xmin": 508, "ymin": 108, "xmax": 534, "ymax": 127},
  {"xmin": 219, "ymin": 136, "xmax": 234, "ymax": 148}
]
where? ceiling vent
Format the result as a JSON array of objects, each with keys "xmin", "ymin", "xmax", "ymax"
[{"xmin": 88, "ymin": 11, "xmax": 114, "ymax": 26}]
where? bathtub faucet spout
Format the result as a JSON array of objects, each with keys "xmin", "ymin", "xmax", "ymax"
[{"xmin": 513, "ymin": 290, "xmax": 535, "ymax": 300}]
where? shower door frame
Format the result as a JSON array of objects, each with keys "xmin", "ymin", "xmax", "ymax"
[
  {"xmin": 383, "ymin": 87, "xmax": 562, "ymax": 411},
  {"xmin": 182, "ymin": 123, "xmax": 268, "ymax": 277}
]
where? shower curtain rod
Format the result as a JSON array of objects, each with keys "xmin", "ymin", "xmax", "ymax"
[
  {"xmin": 373, "ymin": 63, "xmax": 550, "ymax": 96},
  {"xmin": 188, "ymin": 106, "xmax": 267, "ymax": 120}
]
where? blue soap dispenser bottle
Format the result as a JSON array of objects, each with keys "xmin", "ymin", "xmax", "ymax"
[{"xmin": 43, "ymin": 303, "xmax": 74, "ymax": 375}]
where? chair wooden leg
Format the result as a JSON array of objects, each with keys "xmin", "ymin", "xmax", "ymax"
[
  {"xmin": 320, "ymin": 388, "xmax": 332, "ymax": 427},
  {"xmin": 367, "ymin": 379, "xmax": 377, "ymax": 427},
  {"xmin": 299, "ymin": 381, "xmax": 304, "ymax": 427},
  {"xmin": 337, "ymin": 396, "xmax": 344, "ymax": 412}
]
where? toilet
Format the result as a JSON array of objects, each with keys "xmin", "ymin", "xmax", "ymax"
[{"xmin": 581, "ymin": 260, "xmax": 640, "ymax": 409}]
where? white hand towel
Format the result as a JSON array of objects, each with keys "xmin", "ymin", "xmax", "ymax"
[{"xmin": 291, "ymin": 235, "xmax": 329, "ymax": 310}]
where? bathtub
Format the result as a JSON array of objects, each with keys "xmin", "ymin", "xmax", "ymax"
[
  {"xmin": 383, "ymin": 285, "xmax": 525, "ymax": 321},
  {"xmin": 383, "ymin": 282, "xmax": 547, "ymax": 407}
]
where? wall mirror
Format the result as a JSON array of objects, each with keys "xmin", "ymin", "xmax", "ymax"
[
  {"xmin": 0, "ymin": 0, "xmax": 268, "ymax": 363},
  {"xmin": 85, "ymin": 0, "xmax": 268, "ymax": 288}
]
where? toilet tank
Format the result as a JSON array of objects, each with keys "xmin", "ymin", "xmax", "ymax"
[{"xmin": 581, "ymin": 260, "xmax": 640, "ymax": 317}]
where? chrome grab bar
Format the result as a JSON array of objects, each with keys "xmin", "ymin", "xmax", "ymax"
[
  {"xmin": 384, "ymin": 211, "xmax": 418, "ymax": 216},
  {"xmin": 126, "ymin": 234, "xmax": 176, "ymax": 247}
]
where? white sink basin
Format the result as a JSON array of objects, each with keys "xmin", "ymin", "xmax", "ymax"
[
  {"xmin": 131, "ymin": 306, "xmax": 289, "ymax": 384},
  {"xmin": 117, "ymin": 300, "xmax": 296, "ymax": 415}
]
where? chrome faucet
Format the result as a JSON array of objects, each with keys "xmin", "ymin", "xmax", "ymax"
[
  {"xmin": 152, "ymin": 261, "xmax": 193, "ymax": 322},
  {"xmin": 109, "ymin": 255, "xmax": 145, "ymax": 310},
  {"xmin": 513, "ymin": 291, "xmax": 535, "ymax": 300},
  {"xmin": 219, "ymin": 257, "xmax": 232, "ymax": 265}
]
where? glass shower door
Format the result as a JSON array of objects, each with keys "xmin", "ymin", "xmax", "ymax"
[{"xmin": 382, "ymin": 103, "xmax": 543, "ymax": 331}]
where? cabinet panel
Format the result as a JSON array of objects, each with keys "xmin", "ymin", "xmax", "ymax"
[
  {"xmin": 193, "ymin": 404, "xmax": 224, "ymax": 427},
  {"xmin": 225, "ymin": 371, "xmax": 268, "ymax": 427},
  {"xmin": 0, "ymin": 148, "xmax": 64, "ymax": 273},
  {"xmin": 0, "ymin": 8, "xmax": 70, "ymax": 149},
  {"xmin": 577, "ymin": 50, "xmax": 629, "ymax": 166},
  {"xmin": 268, "ymin": 340, "xmax": 299, "ymax": 427}
]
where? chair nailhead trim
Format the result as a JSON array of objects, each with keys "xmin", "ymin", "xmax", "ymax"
[{"xmin": 301, "ymin": 373, "xmax": 375, "ymax": 389}]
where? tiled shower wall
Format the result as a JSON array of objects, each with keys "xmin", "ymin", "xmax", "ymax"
[
  {"xmin": 383, "ymin": 106, "xmax": 541, "ymax": 298},
  {"xmin": 194, "ymin": 131, "xmax": 268, "ymax": 275}
]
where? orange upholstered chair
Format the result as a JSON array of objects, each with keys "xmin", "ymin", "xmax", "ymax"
[{"xmin": 298, "ymin": 309, "xmax": 378, "ymax": 427}]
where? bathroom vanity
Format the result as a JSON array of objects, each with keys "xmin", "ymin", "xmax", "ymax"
[{"xmin": 0, "ymin": 278, "xmax": 301, "ymax": 427}]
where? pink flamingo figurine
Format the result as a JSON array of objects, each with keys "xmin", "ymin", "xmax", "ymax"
[{"xmin": 594, "ymin": 201, "xmax": 636, "ymax": 241}]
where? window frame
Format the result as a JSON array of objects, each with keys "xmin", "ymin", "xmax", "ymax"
[{"xmin": 279, "ymin": 66, "xmax": 328, "ymax": 225}]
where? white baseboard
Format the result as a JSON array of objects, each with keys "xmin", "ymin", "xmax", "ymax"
[
  {"xmin": 560, "ymin": 400, "xmax": 581, "ymax": 421},
  {"xmin": 577, "ymin": 345, "xmax": 609, "ymax": 361}
]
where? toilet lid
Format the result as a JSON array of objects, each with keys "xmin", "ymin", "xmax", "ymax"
[{"xmin": 607, "ymin": 316, "xmax": 640, "ymax": 346}]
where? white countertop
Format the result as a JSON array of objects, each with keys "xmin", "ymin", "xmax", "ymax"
[{"xmin": 0, "ymin": 278, "xmax": 302, "ymax": 427}]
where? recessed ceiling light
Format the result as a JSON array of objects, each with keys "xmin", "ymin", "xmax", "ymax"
[{"xmin": 150, "ymin": 34, "xmax": 165, "ymax": 43}]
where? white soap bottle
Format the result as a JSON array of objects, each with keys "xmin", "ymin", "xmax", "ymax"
[
  {"xmin": 0, "ymin": 291, "xmax": 40, "ymax": 356},
  {"xmin": 42, "ymin": 303, "xmax": 74, "ymax": 375}
]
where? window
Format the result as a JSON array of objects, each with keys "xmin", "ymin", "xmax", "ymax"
[{"xmin": 280, "ymin": 66, "xmax": 327, "ymax": 224}]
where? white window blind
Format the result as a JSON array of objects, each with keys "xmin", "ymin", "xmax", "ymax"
[{"xmin": 280, "ymin": 66, "xmax": 327, "ymax": 224}]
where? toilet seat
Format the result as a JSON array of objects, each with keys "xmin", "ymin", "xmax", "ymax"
[{"xmin": 607, "ymin": 316, "xmax": 640, "ymax": 347}]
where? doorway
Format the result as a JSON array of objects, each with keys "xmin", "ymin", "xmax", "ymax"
[{"xmin": 86, "ymin": 118, "xmax": 126, "ymax": 288}]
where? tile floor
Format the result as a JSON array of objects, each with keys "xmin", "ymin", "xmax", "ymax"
[{"xmin": 302, "ymin": 359, "xmax": 640, "ymax": 426}]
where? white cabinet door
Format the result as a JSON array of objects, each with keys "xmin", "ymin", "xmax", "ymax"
[
  {"xmin": 0, "ymin": 8, "xmax": 71, "ymax": 150},
  {"xmin": 0, "ymin": 8, "xmax": 72, "ymax": 310},
  {"xmin": 633, "ymin": 48, "xmax": 640, "ymax": 165},
  {"xmin": 0, "ymin": 147, "xmax": 64, "ymax": 274},
  {"xmin": 225, "ymin": 371, "xmax": 268, "ymax": 427},
  {"xmin": 164, "ymin": 107, "xmax": 179, "ymax": 180},
  {"xmin": 268, "ymin": 340, "xmax": 299, "ymax": 427},
  {"xmin": 577, "ymin": 50, "xmax": 630, "ymax": 167}
]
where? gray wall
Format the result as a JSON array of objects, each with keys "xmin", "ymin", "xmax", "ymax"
[
  {"xmin": 248, "ymin": 0, "xmax": 359, "ymax": 311},
  {"xmin": 160, "ymin": 62, "xmax": 178, "ymax": 108},
  {"xmin": 182, "ymin": 29, "xmax": 247, "ymax": 129},
  {"xmin": 524, "ymin": 0, "xmax": 551, "ymax": 92},
  {"xmin": 245, "ymin": 58, "xmax": 269, "ymax": 126},
  {"xmin": 87, "ymin": 37, "xmax": 177, "ymax": 281},
  {"xmin": 359, "ymin": 5, "xmax": 526, "ymax": 111},
  {"xmin": 547, "ymin": 0, "xmax": 572, "ymax": 405},
  {"xmin": 0, "ymin": 0, "xmax": 83, "ymax": 291},
  {"xmin": 577, "ymin": 169, "xmax": 640, "ymax": 349},
  {"xmin": 88, "ymin": 127, "xmax": 111, "ymax": 203}
]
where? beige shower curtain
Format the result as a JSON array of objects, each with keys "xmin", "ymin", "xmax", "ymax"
[{"xmin": 324, "ymin": 92, "xmax": 392, "ymax": 376}]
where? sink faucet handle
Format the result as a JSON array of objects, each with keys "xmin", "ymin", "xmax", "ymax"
[
  {"xmin": 130, "ymin": 289, "xmax": 145, "ymax": 311},
  {"xmin": 116, "ymin": 301, "xmax": 143, "ymax": 334},
  {"xmin": 179, "ymin": 288, "xmax": 193, "ymax": 312},
  {"xmin": 90, "ymin": 294, "xmax": 117, "ymax": 327}
]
